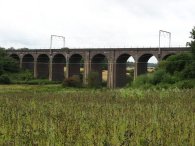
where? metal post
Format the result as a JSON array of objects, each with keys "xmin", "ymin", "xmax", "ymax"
[
  {"xmin": 158, "ymin": 30, "xmax": 171, "ymax": 56},
  {"xmin": 50, "ymin": 35, "xmax": 65, "ymax": 50}
]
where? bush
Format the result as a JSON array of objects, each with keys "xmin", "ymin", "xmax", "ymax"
[
  {"xmin": 182, "ymin": 61, "xmax": 195, "ymax": 79},
  {"xmin": 0, "ymin": 74, "xmax": 11, "ymax": 84},
  {"xmin": 165, "ymin": 53, "xmax": 192, "ymax": 75},
  {"xmin": 62, "ymin": 75, "xmax": 82, "ymax": 87},
  {"xmin": 126, "ymin": 74, "xmax": 133, "ymax": 86},
  {"xmin": 151, "ymin": 70, "xmax": 178, "ymax": 85},
  {"xmin": 0, "ymin": 65, "xmax": 3, "ymax": 76},
  {"xmin": 87, "ymin": 71, "xmax": 101, "ymax": 88},
  {"xmin": 151, "ymin": 70, "xmax": 165, "ymax": 85},
  {"xmin": 18, "ymin": 70, "xmax": 34, "ymax": 81},
  {"xmin": 176, "ymin": 80, "xmax": 195, "ymax": 89},
  {"xmin": 133, "ymin": 74, "xmax": 152, "ymax": 87},
  {"xmin": 162, "ymin": 74, "xmax": 179, "ymax": 84},
  {"xmin": 155, "ymin": 83, "xmax": 170, "ymax": 90},
  {"xmin": 26, "ymin": 79, "xmax": 60, "ymax": 85}
]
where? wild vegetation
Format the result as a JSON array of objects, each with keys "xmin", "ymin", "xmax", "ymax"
[{"xmin": 0, "ymin": 85, "xmax": 195, "ymax": 145}]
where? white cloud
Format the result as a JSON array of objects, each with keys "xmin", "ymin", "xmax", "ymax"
[{"xmin": 0, "ymin": 0, "xmax": 194, "ymax": 48}]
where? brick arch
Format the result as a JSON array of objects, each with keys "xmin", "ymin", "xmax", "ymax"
[
  {"xmin": 9, "ymin": 53, "xmax": 20, "ymax": 61},
  {"xmin": 90, "ymin": 52, "xmax": 110, "ymax": 62},
  {"xmin": 115, "ymin": 52, "xmax": 136, "ymax": 61},
  {"xmin": 69, "ymin": 52, "xmax": 85, "ymax": 60},
  {"xmin": 52, "ymin": 53, "xmax": 66, "ymax": 60},
  {"xmin": 37, "ymin": 53, "xmax": 50, "ymax": 59},
  {"xmin": 91, "ymin": 53, "xmax": 108, "ymax": 86},
  {"xmin": 52, "ymin": 54, "xmax": 66, "ymax": 81},
  {"xmin": 115, "ymin": 53, "xmax": 135, "ymax": 87},
  {"xmin": 162, "ymin": 53, "xmax": 175, "ymax": 60},
  {"xmin": 37, "ymin": 54, "xmax": 50, "ymax": 79},
  {"xmin": 137, "ymin": 53, "xmax": 158, "ymax": 76},
  {"xmin": 22, "ymin": 54, "xmax": 34, "ymax": 71},
  {"xmin": 9, "ymin": 54, "xmax": 20, "ymax": 67}
]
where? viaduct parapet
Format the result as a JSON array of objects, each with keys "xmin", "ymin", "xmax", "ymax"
[{"xmin": 7, "ymin": 47, "xmax": 190, "ymax": 88}]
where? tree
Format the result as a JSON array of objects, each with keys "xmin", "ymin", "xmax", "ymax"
[
  {"xmin": 0, "ymin": 47, "xmax": 19, "ymax": 73},
  {"xmin": 189, "ymin": 26, "xmax": 195, "ymax": 59}
]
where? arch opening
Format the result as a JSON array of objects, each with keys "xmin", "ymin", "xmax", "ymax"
[
  {"xmin": 137, "ymin": 54, "xmax": 158, "ymax": 76},
  {"xmin": 10, "ymin": 54, "xmax": 19, "ymax": 60},
  {"xmin": 22, "ymin": 54, "xmax": 34, "ymax": 71},
  {"xmin": 8, "ymin": 54, "xmax": 20, "ymax": 71},
  {"xmin": 52, "ymin": 54, "xmax": 66, "ymax": 81},
  {"xmin": 10, "ymin": 54, "xmax": 20, "ymax": 63},
  {"xmin": 116, "ymin": 54, "xmax": 135, "ymax": 87},
  {"xmin": 37, "ymin": 54, "xmax": 49, "ymax": 79},
  {"xmin": 162, "ymin": 53, "xmax": 175, "ymax": 60},
  {"xmin": 69, "ymin": 54, "xmax": 83, "ymax": 81},
  {"xmin": 91, "ymin": 54, "xmax": 108, "ymax": 86},
  {"xmin": 147, "ymin": 56, "xmax": 158, "ymax": 74}
]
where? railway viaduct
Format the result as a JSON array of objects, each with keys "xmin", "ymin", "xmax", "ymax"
[{"xmin": 7, "ymin": 47, "xmax": 190, "ymax": 88}]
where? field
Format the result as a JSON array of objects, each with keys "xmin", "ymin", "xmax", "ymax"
[{"xmin": 0, "ymin": 85, "xmax": 195, "ymax": 145}]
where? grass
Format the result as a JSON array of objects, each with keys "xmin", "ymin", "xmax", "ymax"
[{"xmin": 0, "ymin": 85, "xmax": 195, "ymax": 145}]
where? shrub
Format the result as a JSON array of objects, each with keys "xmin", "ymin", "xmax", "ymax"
[
  {"xmin": 151, "ymin": 70, "xmax": 178, "ymax": 85},
  {"xmin": 27, "ymin": 79, "xmax": 60, "ymax": 85},
  {"xmin": 87, "ymin": 71, "xmax": 101, "ymax": 88},
  {"xmin": 18, "ymin": 70, "xmax": 34, "ymax": 81},
  {"xmin": 176, "ymin": 80, "xmax": 194, "ymax": 89},
  {"xmin": 62, "ymin": 75, "xmax": 82, "ymax": 87},
  {"xmin": 162, "ymin": 74, "xmax": 179, "ymax": 84},
  {"xmin": 0, "ymin": 65, "xmax": 3, "ymax": 76},
  {"xmin": 155, "ymin": 83, "xmax": 170, "ymax": 90},
  {"xmin": 0, "ymin": 74, "xmax": 11, "ymax": 84},
  {"xmin": 101, "ymin": 80, "xmax": 107, "ymax": 87},
  {"xmin": 133, "ymin": 74, "xmax": 152, "ymax": 87},
  {"xmin": 126, "ymin": 74, "xmax": 133, "ymax": 86},
  {"xmin": 182, "ymin": 61, "xmax": 195, "ymax": 79},
  {"xmin": 151, "ymin": 70, "xmax": 165, "ymax": 85},
  {"xmin": 165, "ymin": 53, "xmax": 192, "ymax": 75}
]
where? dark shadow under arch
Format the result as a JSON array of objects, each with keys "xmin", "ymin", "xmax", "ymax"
[
  {"xmin": 10, "ymin": 54, "xmax": 20, "ymax": 62},
  {"xmin": 116, "ymin": 54, "xmax": 135, "ymax": 87},
  {"xmin": 37, "ymin": 54, "xmax": 49, "ymax": 79},
  {"xmin": 137, "ymin": 54, "xmax": 154, "ymax": 75},
  {"xmin": 22, "ymin": 54, "xmax": 34, "ymax": 71},
  {"xmin": 69, "ymin": 54, "xmax": 83, "ymax": 79},
  {"xmin": 91, "ymin": 54, "xmax": 108, "ymax": 86},
  {"xmin": 162, "ymin": 53, "xmax": 175, "ymax": 60},
  {"xmin": 9, "ymin": 54, "xmax": 20, "ymax": 68},
  {"xmin": 52, "ymin": 54, "xmax": 66, "ymax": 81}
]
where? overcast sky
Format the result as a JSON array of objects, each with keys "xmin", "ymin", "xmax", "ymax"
[{"xmin": 0, "ymin": 0, "xmax": 194, "ymax": 49}]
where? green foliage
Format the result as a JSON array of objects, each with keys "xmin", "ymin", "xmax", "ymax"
[
  {"xmin": 175, "ymin": 80, "xmax": 195, "ymax": 89},
  {"xmin": 182, "ymin": 61, "xmax": 195, "ymax": 79},
  {"xmin": 0, "ymin": 47, "xmax": 19, "ymax": 73},
  {"xmin": 25, "ymin": 79, "xmax": 60, "ymax": 85},
  {"xmin": 87, "ymin": 71, "xmax": 101, "ymax": 88},
  {"xmin": 151, "ymin": 69, "xmax": 178, "ymax": 85},
  {"xmin": 0, "ymin": 74, "xmax": 11, "ymax": 84},
  {"xmin": 133, "ymin": 74, "xmax": 152, "ymax": 87},
  {"xmin": 165, "ymin": 53, "xmax": 192, "ymax": 75},
  {"xmin": 7, "ymin": 70, "xmax": 34, "ymax": 83},
  {"xmin": 126, "ymin": 74, "xmax": 133, "ymax": 86},
  {"xmin": 189, "ymin": 26, "xmax": 195, "ymax": 59},
  {"xmin": 0, "ymin": 66, "xmax": 3, "ymax": 76},
  {"xmin": 150, "ymin": 69, "xmax": 166, "ymax": 85},
  {"xmin": 62, "ymin": 75, "xmax": 82, "ymax": 87},
  {"xmin": 18, "ymin": 70, "xmax": 34, "ymax": 81},
  {"xmin": 0, "ymin": 85, "xmax": 195, "ymax": 145}
]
